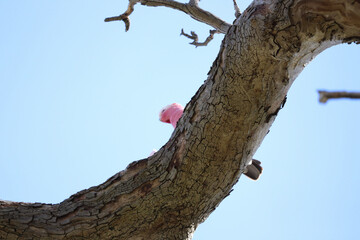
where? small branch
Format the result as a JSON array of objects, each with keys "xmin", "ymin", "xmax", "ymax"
[
  {"xmin": 105, "ymin": 0, "xmax": 231, "ymax": 34},
  {"xmin": 104, "ymin": 0, "xmax": 139, "ymax": 31},
  {"xmin": 181, "ymin": 29, "xmax": 219, "ymax": 47},
  {"xmin": 318, "ymin": 90, "xmax": 360, "ymax": 103},
  {"xmin": 233, "ymin": 0, "xmax": 241, "ymax": 18}
]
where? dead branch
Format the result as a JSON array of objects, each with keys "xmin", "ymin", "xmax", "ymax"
[
  {"xmin": 180, "ymin": 29, "xmax": 219, "ymax": 47},
  {"xmin": 233, "ymin": 0, "xmax": 241, "ymax": 18},
  {"xmin": 318, "ymin": 91, "xmax": 360, "ymax": 103},
  {"xmin": 105, "ymin": 0, "xmax": 231, "ymax": 34},
  {"xmin": 104, "ymin": 0, "xmax": 138, "ymax": 31}
]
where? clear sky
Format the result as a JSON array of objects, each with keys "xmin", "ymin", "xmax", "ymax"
[{"xmin": 1, "ymin": 1, "xmax": 360, "ymax": 239}]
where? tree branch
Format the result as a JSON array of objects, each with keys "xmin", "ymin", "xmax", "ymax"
[
  {"xmin": 104, "ymin": 0, "xmax": 231, "ymax": 34},
  {"xmin": 188, "ymin": 0, "xmax": 200, "ymax": 6},
  {"xmin": 233, "ymin": 0, "xmax": 241, "ymax": 18},
  {"xmin": 318, "ymin": 90, "xmax": 360, "ymax": 103},
  {"xmin": 2, "ymin": 0, "xmax": 360, "ymax": 239},
  {"xmin": 104, "ymin": 0, "xmax": 138, "ymax": 31},
  {"xmin": 180, "ymin": 29, "xmax": 219, "ymax": 47}
]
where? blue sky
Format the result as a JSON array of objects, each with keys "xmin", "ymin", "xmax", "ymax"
[{"xmin": 1, "ymin": 1, "xmax": 360, "ymax": 239}]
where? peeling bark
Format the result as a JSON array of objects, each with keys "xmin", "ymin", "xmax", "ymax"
[{"xmin": 1, "ymin": 0, "xmax": 360, "ymax": 239}]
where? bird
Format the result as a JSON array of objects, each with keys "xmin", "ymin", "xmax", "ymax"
[
  {"xmin": 159, "ymin": 103, "xmax": 184, "ymax": 128},
  {"xmin": 157, "ymin": 103, "xmax": 263, "ymax": 180},
  {"xmin": 149, "ymin": 103, "xmax": 184, "ymax": 156}
]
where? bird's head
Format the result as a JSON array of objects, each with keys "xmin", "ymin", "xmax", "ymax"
[{"xmin": 159, "ymin": 103, "xmax": 183, "ymax": 123}]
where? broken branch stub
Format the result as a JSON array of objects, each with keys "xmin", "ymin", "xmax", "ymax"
[
  {"xmin": 233, "ymin": 0, "xmax": 241, "ymax": 18},
  {"xmin": 318, "ymin": 90, "xmax": 360, "ymax": 103}
]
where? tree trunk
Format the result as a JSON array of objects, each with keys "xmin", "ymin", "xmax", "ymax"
[{"xmin": 1, "ymin": 0, "xmax": 359, "ymax": 239}]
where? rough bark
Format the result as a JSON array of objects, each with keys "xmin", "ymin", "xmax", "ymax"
[{"xmin": 1, "ymin": 0, "xmax": 360, "ymax": 239}]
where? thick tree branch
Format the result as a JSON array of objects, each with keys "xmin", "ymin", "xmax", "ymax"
[
  {"xmin": 104, "ymin": 0, "xmax": 231, "ymax": 34},
  {"xmin": 2, "ymin": 0, "xmax": 360, "ymax": 239},
  {"xmin": 318, "ymin": 90, "xmax": 360, "ymax": 103}
]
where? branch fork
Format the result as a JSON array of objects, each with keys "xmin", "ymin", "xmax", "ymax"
[
  {"xmin": 181, "ymin": 29, "xmax": 220, "ymax": 47},
  {"xmin": 104, "ymin": 0, "xmax": 139, "ymax": 31},
  {"xmin": 104, "ymin": 0, "xmax": 240, "ymax": 46}
]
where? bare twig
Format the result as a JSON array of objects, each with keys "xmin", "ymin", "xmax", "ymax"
[
  {"xmin": 105, "ymin": 0, "xmax": 231, "ymax": 34},
  {"xmin": 318, "ymin": 90, "xmax": 360, "ymax": 103},
  {"xmin": 181, "ymin": 29, "xmax": 219, "ymax": 47},
  {"xmin": 233, "ymin": 0, "xmax": 241, "ymax": 18},
  {"xmin": 104, "ymin": 0, "xmax": 139, "ymax": 31}
]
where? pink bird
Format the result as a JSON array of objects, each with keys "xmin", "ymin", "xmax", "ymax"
[
  {"xmin": 153, "ymin": 103, "xmax": 262, "ymax": 180},
  {"xmin": 159, "ymin": 103, "xmax": 184, "ymax": 128},
  {"xmin": 149, "ymin": 103, "xmax": 184, "ymax": 157}
]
